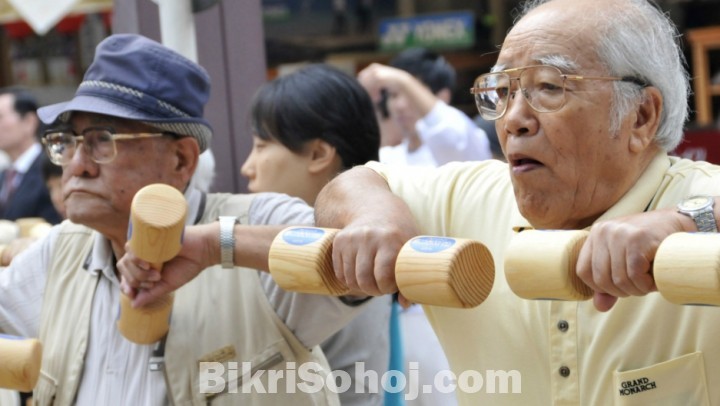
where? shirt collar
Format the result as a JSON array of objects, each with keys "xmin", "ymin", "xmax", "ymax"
[
  {"xmin": 12, "ymin": 143, "xmax": 41, "ymax": 173},
  {"xmin": 594, "ymin": 151, "xmax": 670, "ymax": 222},
  {"xmin": 84, "ymin": 233, "xmax": 119, "ymax": 285}
]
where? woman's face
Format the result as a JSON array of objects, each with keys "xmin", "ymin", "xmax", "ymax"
[{"xmin": 241, "ymin": 135, "xmax": 316, "ymax": 204}]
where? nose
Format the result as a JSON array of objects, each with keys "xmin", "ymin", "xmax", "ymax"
[
  {"xmin": 240, "ymin": 153, "xmax": 255, "ymax": 179},
  {"xmin": 64, "ymin": 141, "xmax": 100, "ymax": 177},
  {"xmin": 501, "ymin": 87, "xmax": 539, "ymax": 138}
]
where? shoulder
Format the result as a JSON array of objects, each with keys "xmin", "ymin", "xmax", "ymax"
[
  {"xmin": 668, "ymin": 156, "xmax": 720, "ymax": 178},
  {"xmin": 247, "ymin": 193, "xmax": 314, "ymax": 226},
  {"xmin": 658, "ymin": 156, "xmax": 720, "ymax": 200}
]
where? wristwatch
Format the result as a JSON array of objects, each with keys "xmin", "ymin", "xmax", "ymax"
[
  {"xmin": 219, "ymin": 216, "xmax": 239, "ymax": 268},
  {"xmin": 677, "ymin": 195, "xmax": 718, "ymax": 233}
]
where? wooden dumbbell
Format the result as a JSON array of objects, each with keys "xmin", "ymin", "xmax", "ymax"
[
  {"xmin": 268, "ymin": 227, "xmax": 495, "ymax": 308},
  {"xmin": 0, "ymin": 335, "xmax": 42, "ymax": 392},
  {"xmin": 654, "ymin": 232, "xmax": 720, "ymax": 306},
  {"xmin": 504, "ymin": 229, "xmax": 593, "ymax": 301},
  {"xmin": 117, "ymin": 184, "xmax": 187, "ymax": 344},
  {"xmin": 15, "ymin": 218, "xmax": 50, "ymax": 239},
  {"xmin": 505, "ymin": 229, "xmax": 720, "ymax": 306},
  {"xmin": 0, "ymin": 220, "xmax": 19, "ymax": 245}
]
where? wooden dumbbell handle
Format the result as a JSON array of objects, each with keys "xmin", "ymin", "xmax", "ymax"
[
  {"xmin": 0, "ymin": 335, "xmax": 42, "ymax": 392},
  {"xmin": 505, "ymin": 230, "xmax": 720, "ymax": 306},
  {"xmin": 117, "ymin": 184, "xmax": 186, "ymax": 344},
  {"xmin": 268, "ymin": 227, "xmax": 495, "ymax": 308},
  {"xmin": 505, "ymin": 229, "xmax": 593, "ymax": 301},
  {"xmin": 655, "ymin": 232, "xmax": 720, "ymax": 306}
]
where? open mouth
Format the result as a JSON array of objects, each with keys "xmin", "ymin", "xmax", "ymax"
[{"xmin": 509, "ymin": 154, "xmax": 544, "ymax": 172}]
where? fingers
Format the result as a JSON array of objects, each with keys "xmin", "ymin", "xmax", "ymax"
[
  {"xmin": 120, "ymin": 276, "xmax": 137, "ymax": 299},
  {"xmin": 117, "ymin": 249, "xmax": 160, "ymax": 290},
  {"xmin": 593, "ymin": 292, "xmax": 618, "ymax": 313},
  {"xmin": 120, "ymin": 276, "xmax": 157, "ymax": 298},
  {"xmin": 332, "ymin": 226, "xmax": 403, "ymax": 297},
  {"xmin": 397, "ymin": 293, "xmax": 413, "ymax": 309},
  {"xmin": 577, "ymin": 220, "xmax": 660, "ymax": 311},
  {"xmin": 132, "ymin": 282, "xmax": 173, "ymax": 308}
]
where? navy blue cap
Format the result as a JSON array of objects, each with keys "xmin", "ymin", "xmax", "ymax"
[{"xmin": 38, "ymin": 34, "xmax": 213, "ymax": 152}]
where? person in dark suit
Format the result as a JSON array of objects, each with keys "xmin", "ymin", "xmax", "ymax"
[{"xmin": 0, "ymin": 87, "xmax": 62, "ymax": 224}]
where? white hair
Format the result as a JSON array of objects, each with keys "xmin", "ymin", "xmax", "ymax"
[{"xmin": 517, "ymin": 0, "xmax": 689, "ymax": 151}]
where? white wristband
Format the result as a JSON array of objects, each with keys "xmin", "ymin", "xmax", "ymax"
[{"xmin": 219, "ymin": 216, "xmax": 238, "ymax": 268}]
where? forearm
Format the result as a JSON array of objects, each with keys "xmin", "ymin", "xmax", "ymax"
[
  {"xmin": 196, "ymin": 222, "xmax": 287, "ymax": 272},
  {"xmin": 316, "ymin": 166, "xmax": 420, "ymax": 295},
  {"xmin": 234, "ymin": 225, "xmax": 285, "ymax": 272},
  {"xmin": 395, "ymin": 71, "xmax": 437, "ymax": 117},
  {"xmin": 315, "ymin": 166, "xmax": 417, "ymax": 232},
  {"xmin": 357, "ymin": 64, "xmax": 436, "ymax": 117}
]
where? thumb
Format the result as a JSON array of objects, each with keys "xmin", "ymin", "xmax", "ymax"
[
  {"xmin": 398, "ymin": 293, "xmax": 413, "ymax": 309},
  {"xmin": 593, "ymin": 292, "xmax": 618, "ymax": 312},
  {"xmin": 132, "ymin": 283, "xmax": 171, "ymax": 308}
]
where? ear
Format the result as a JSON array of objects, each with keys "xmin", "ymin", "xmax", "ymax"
[
  {"xmin": 307, "ymin": 139, "xmax": 340, "ymax": 175},
  {"xmin": 174, "ymin": 137, "xmax": 200, "ymax": 188},
  {"xmin": 628, "ymin": 86, "xmax": 662, "ymax": 154},
  {"xmin": 436, "ymin": 88, "xmax": 452, "ymax": 104}
]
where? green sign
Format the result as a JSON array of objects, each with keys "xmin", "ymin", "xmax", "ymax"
[{"xmin": 379, "ymin": 11, "xmax": 475, "ymax": 51}]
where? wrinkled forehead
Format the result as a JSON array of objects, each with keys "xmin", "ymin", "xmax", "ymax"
[{"xmin": 496, "ymin": 1, "xmax": 603, "ymax": 72}]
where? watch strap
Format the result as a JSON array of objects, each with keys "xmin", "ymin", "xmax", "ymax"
[
  {"xmin": 678, "ymin": 196, "xmax": 718, "ymax": 233},
  {"xmin": 219, "ymin": 216, "xmax": 238, "ymax": 268},
  {"xmin": 694, "ymin": 209, "xmax": 718, "ymax": 233}
]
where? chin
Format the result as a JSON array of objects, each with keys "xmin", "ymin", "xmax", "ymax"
[
  {"xmin": 516, "ymin": 192, "xmax": 553, "ymax": 222},
  {"xmin": 66, "ymin": 210, "xmax": 90, "ymax": 225}
]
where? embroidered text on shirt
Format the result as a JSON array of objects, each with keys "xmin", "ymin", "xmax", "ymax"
[{"xmin": 618, "ymin": 377, "xmax": 657, "ymax": 396}]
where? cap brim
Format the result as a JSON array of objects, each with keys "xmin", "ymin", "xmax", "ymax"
[
  {"xmin": 38, "ymin": 95, "xmax": 213, "ymax": 152},
  {"xmin": 38, "ymin": 95, "xmax": 162, "ymax": 125}
]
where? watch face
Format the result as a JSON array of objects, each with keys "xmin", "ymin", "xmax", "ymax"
[{"xmin": 680, "ymin": 196, "xmax": 713, "ymax": 211}]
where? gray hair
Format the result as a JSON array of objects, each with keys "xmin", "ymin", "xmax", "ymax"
[{"xmin": 517, "ymin": 0, "xmax": 689, "ymax": 151}]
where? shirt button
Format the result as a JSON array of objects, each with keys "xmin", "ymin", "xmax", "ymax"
[
  {"xmin": 559, "ymin": 366, "xmax": 571, "ymax": 377},
  {"xmin": 557, "ymin": 320, "xmax": 569, "ymax": 332}
]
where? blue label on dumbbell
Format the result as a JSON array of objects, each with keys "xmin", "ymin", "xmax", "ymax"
[
  {"xmin": 0, "ymin": 334, "xmax": 24, "ymax": 340},
  {"xmin": 410, "ymin": 236, "xmax": 455, "ymax": 253},
  {"xmin": 282, "ymin": 227, "xmax": 325, "ymax": 246}
]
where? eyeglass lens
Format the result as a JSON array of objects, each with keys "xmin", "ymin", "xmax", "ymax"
[
  {"xmin": 44, "ymin": 130, "xmax": 117, "ymax": 165},
  {"xmin": 474, "ymin": 66, "xmax": 567, "ymax": 120}
]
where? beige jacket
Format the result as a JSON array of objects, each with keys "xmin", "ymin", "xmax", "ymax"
[{"xmin": 35, "ymin": 193, "xmax": 339, "ymax": 406}]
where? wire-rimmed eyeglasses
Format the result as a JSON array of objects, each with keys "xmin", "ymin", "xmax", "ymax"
[
  {"xmin": 42, "ymin": 128, "xmax": 169, "ymax": 166},
  {"xmin": 470, "ymin": 65, "xmax": 649, "ymax": 121}
]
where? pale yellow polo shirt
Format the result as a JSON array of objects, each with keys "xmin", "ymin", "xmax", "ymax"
[{"xmin": 368, "ymin": 152, "xmax": 720, "ymax": 406}]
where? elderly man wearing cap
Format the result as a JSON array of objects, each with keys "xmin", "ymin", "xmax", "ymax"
[{"xmin": 0, "ymin": 34, "xmax": 370, "ymax": 405}]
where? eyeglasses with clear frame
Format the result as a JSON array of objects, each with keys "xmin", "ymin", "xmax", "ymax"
[
  {"xmin": 470, "ymin": 65, "xmax": 649, "ymax": 121},
  {"xmin": 42, "ymin": 128, "xmax": 169, "ymax": 166}
]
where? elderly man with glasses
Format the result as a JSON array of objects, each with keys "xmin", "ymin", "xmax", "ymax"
[
  {"xmin": 310, "ymin": 0, "xmax": 720, "ymax": 404},
  {"xmin": 0, "ymin": 34, "xmax": 378, "ymax": 405}
]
